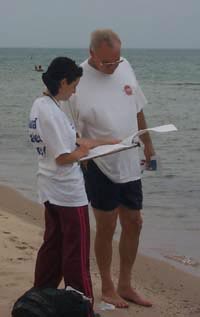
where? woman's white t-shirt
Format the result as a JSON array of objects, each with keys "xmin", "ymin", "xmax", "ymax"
[{"xmin": 29, "ymin": 96, "xmax": 88, "ymax": 206}]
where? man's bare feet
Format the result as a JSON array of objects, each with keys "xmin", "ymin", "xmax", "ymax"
[
  {"xmin": 102, "ymin": 290, "xmax": 129, "ymax": 308},
  {"xmin": 118, "ymin": 287, "xmax": 152, "ymax": 307}
]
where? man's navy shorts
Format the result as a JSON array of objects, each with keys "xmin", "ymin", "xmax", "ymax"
[{"xmin": 83, "ymin": 160, "xmax": 143, "ymax": 212}]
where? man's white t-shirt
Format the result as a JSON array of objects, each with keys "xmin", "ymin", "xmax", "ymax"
[
  {"xmin": 29, "ymin": 95, "xmax": 88, "ymax": 206},
  {"xmin": 64, "ymin": 58, "xmax": 147, "ymax": 183}
]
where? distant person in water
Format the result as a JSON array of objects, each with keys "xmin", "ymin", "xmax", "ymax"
[{"xmin": 35, "ymin": 65, "xmax": 43, "ymax": 72}]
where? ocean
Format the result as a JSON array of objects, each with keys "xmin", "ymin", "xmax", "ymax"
[{"xmin": 0, "ymin": 48, "xmax": 199, "ymax": 276}]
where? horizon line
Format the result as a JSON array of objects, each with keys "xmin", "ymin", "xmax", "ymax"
[{"xmin": 0, "ymin": 46, "xmax": 200, "ymax": 50}]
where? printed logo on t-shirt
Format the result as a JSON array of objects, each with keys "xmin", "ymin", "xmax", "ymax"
[
  {"xmin": 124, "ymin": 85, "xmax": 133, "ymax": 96},
  {"xmin": 29, "ymin": 117, "xmax": 46, "ymax": 157}
]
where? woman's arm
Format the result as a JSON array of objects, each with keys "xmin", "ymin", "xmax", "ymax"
[
  {"xmin": 56, "ymin": 144, "xmax": 89, "ymax": 165},
  {"xmin": 76, "ymin": 137, "xmax": 120, "ymax": 149}
]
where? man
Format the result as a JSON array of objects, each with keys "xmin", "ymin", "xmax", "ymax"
[{"xmin": 65, "ymin": 29, "xmax": 154, "ymax": 308}]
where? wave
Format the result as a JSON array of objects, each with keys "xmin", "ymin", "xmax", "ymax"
[
  {"xmin": 164, "ymin": 254, "xmax": 200, "ymax": 268},
  {"xmin": 165, "ymin": 82, "xmax": 200, "ymax": 86}
]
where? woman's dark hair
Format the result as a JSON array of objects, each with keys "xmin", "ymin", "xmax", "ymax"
[{"xmin": 42, "ymin": 57, "xmax": 83, "ymax": 96}]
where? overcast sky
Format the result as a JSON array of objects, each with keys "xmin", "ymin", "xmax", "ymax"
[{"xmin": 0, "ymin": 0, "xmax": 199, "ymax": 48}]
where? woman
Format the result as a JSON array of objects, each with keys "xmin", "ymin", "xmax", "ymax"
[{"xmin": 29, "ymin": 57, "xmax": 116, "ymax": 307}]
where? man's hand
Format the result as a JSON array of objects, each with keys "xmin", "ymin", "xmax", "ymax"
[{"xmin": 143, "ymin": 143, "xmax": 155, "ymax": 163}]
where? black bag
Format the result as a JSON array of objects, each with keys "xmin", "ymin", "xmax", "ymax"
[{"xmin": 12, "ymin": 287, "xmax": 92, "ymax": 317}]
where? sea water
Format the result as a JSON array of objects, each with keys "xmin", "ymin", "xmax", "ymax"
[{"xmin": 0, "ymin": 48, "xmax": 199, "ymax": 276}]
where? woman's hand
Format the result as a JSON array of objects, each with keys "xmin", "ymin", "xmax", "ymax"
[{"xmin": 75, "ymin": 144, "xmax": 90, "ymax": 159}]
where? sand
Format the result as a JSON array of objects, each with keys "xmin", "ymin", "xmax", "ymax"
[{"xmin": 0, "ymin": 184, "xmax": 200, "ymax": 317}]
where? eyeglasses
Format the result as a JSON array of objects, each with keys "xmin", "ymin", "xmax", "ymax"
[{"xmin": 99, "ymin": 59, "xmax": 124, "ymax": 67}]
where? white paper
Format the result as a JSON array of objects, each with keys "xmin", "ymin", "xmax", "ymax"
[
  {"xmin": 80, "ymin": 123, "xmax": 177, "ymax": 161},
  {"xmin": 66, "ymin": 286, "xmax": 92, "ymax": 302},
  {"xmin": 128, "ymin": 124, "xmax": 177, "ymax": 141},
  {"xmin": 138, "ymin": 124, "xmax": 177, "ymax": 134},
  {"xmin": 80, "ymin": 142, "xmax": 137, "ymax": 161},
  {"xmin": 98, "ymin": 301, "xmax": 116, "ymax": 311}
]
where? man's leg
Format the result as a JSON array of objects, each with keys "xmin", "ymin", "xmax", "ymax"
[
  {"xmin": 93, "ymin": 208, "xmax": 128, "ymax": 308},
  {"xmin": 117, "ymin": 206, "xmax": 152, "ymax": 306},
  {"xmin": 86, "ymin": 160, "xmax": 128, "ymax": 308}
]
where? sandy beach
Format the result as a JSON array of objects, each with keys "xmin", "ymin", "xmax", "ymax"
[{"xmin": 0, "ymin": 184, "xmax": 200, "ymax": 317}]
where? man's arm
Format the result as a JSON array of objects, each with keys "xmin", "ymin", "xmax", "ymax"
[{"xmin": 137, "ymin": 110, "xmax": 155, "ymax": 162}]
